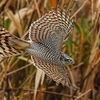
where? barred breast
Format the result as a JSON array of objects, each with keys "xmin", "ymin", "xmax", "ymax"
[{"xmin": 26, "ymin": 41, "xmax": 63, "ymax": 66}]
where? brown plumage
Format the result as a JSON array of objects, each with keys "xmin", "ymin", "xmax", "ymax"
[{"xmin": 0, "ymin": 6, "xmax": 79, "ymax": 89}]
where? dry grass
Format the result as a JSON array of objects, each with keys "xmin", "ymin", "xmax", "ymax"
[{"xmin": 0, "ymin": 0, "xmax": 100, "ymax": 100}]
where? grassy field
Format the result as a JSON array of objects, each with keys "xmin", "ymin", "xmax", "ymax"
[{"xmin": 0, "ymin": 0, "xmax": 100, "ymax": 100}]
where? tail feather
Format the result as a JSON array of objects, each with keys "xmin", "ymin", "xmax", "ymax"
[{"xmin": 0, "ymin": 28, "xmax": 29, "ymax": 57}]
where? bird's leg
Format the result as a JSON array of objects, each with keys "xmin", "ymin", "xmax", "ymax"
[
  {"xmin": 9, "ymin": 37, "xmax": 30, "ymax": 50},
  {"xmin": 10, "ymin": 45, "xmax": 30, "ymax": 50},
  {"xmin": 71, "ymin": 84, "xmax": 80, "ymax": 90}
]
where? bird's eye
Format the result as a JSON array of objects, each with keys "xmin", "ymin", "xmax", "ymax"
[
  {"xmin": 65, "ymin": 59, "xmax": 72, "ymax": 62},
  {"xmin": 68, "ymin": 59, "xmax": 72, "ymax": 62}
]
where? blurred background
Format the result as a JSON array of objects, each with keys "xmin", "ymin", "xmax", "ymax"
[{"xmin": 0, "ymin": 0, "xmax": 100, "ymax": 100}]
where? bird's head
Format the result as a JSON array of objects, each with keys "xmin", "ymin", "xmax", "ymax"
[{"xmin": 60, "ymin": 53, "xmax": 75, "ymax": 65}]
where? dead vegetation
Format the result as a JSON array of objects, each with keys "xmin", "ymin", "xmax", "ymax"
[{"xmin": 0, "ymin": 0, "xmax": 100, "ymax": 100}]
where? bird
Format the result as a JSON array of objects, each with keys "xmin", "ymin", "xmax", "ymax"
[{"xmin": 0, "ymin": 5, "xmax": 79, "ymax": 89}]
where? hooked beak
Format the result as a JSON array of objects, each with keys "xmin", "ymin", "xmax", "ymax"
[{"xmin": 73, "ymin": 62, "xmax": 76, "ymax": 65}]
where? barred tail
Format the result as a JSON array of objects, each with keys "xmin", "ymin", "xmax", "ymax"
[{"xmin": 0, "ymin": 28, "xmax": 30, "ymax": 57}]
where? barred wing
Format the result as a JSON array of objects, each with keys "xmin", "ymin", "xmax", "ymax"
[
  {"xmin": 31, "ymin": 56, "xmax": 73, "ymax": 87},
  {"xmin": 29, "ymin": 6, "xmax": 73, "ymax": 51}
]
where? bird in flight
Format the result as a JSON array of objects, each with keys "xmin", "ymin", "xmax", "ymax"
[{"xmin": 0, "ymin": 5, "xmax": 79, "ymax": 89}]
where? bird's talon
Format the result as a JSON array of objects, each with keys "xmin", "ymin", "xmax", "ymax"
[
  {"xmin": 10, "ymin": 45, "xmax": 29, "ymax": 50},
  {"xmin": 71, "ymin": 84, "xmax": 80, "ymax": 90}
]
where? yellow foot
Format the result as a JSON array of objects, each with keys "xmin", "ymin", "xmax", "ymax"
[{"xmin": 10, "ymin": 45, "xmax": 29, "ymax": 50}]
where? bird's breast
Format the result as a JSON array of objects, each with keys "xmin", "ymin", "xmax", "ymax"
[{"xmin": 26, "ymin": 42, "xmax": 63, "ymax": 66}]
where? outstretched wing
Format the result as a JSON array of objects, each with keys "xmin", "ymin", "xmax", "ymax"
[
  {"xmin": 0, "ymin": 28, "xmax": 29, "ymax": 57},
  {"xmin": 29, "ymin": 6, "xmax": 74, "ymax": 51},
  {"xmin": 31, "ymin": 55, "xmax": 73, "ymax": 87}
]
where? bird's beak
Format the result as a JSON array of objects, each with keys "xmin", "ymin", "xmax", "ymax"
[{"xmin": 73, "ymin": 62, "xmax": 76, "ymax": 65}]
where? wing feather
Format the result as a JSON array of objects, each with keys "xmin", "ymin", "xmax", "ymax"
[
  {"xmin": 31, "ymin": 56, "xmax": 73, "ymax": 87},
  {"xmin": 29, "ymin": 6, "xmax": 74, "ymax": 44}
]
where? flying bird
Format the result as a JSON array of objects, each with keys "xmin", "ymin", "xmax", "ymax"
[{"xmin": 0, "ymin": 6, "xmax": 79, "ymax": 89}]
